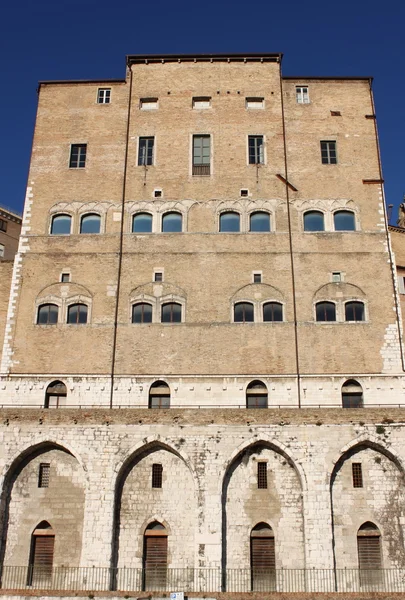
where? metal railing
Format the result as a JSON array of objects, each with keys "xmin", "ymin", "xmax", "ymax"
[
  {"xmin": 2, "ymin": 566, "xmax": 405, "ymax": 593},
  {"xmin": 1, "ymin": 403, "xmax": 405, "ymax": 409}
]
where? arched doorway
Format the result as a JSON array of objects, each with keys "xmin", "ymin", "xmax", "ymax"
[
  {"xmin": 143, "ymin": 522, "xmax": 168, "ymax": 590},
  {"xmin": 250, "ymin": 522, "xmax": 275, "ymax": 591},
  {"xmin": 28, "ymin": 521, "xmax": 55, "ymax": 585}
]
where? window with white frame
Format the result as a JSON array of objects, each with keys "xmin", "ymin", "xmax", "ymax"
[
  {"xmin": 0, "ymin": 243, "xmax": 4, "ymax": 258},
  {"xmin": 193, "ymin": 96, "xmax": 211, "ymax": 109},
  {"xmin": 140, "ymin": 98, "xmax": 158, "ymax": 110},
  {"xmin": 296, "ymin": 86, "xmax": 309, "ymax": 104},
  {"xmin": 398, "ymin": 275, "xmax": 405, "ymax": 294},
  {"xmin": 97, "ymin": 88, "xmax": 111, "ymax": 104},
  {"xmin": 246, "ymin": 97, "xmax": 264, "ymax": 109},
  {"xmin": 138, "ymin": 137, "xmax": 154, "ymax": 166},
  {"xmin": 193, "ymin": 135, "xmax": 211, "ymax": 176}
]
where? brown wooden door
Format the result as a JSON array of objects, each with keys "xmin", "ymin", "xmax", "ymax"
[
  {"xmin": 251, "ymin": 537, "xmax": 275, "ymax": 591},
  {"xmin": 32, "ymin": 535, "xmax": 55, "ymax": 584},
  {"xmin": 358, "ymin": 536, "xmax": 382, "ymax": 586},
  {"xmin": 144, "ymin": 535, "xmax": 167, "ymax": 590}
]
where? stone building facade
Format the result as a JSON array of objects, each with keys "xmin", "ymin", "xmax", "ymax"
[{"xmin": 0, "ymin": 53, "xmax": 405, "ymax": 594}]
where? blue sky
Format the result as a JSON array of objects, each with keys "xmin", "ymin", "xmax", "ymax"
[{"xmin": 1, "ymin": 0, "xmax": 404, "ymax": 221}]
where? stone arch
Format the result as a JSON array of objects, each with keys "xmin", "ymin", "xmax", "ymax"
[
  {"xmin": 330, "ymin": 437, "xmax": 405, "ymax": 570},
  {"xmin": 0, "ymin": 440, "xmax": 87, "ymax": 571},
  {"xmin": 314, "ymin": 282, "xmax": 366, "ymax": 303},
  {"xmin": 221, "ymin": 438, "xmax": 306, "ymax": 588},
  {"xmin": 110, "ymin": 438, "xmax": 198, "ymax": 582}
]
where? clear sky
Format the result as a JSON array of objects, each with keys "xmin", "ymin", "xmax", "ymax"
[{"xmin": 1, "ymin": 0, "xmax": 404, "ymax": 222}]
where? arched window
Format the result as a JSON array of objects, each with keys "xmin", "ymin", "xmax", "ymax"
[
  {"xmin": 45, "ymin": 380, "xmax": 67, "ymax": 408},
  {"xmin": 162, "ymin": 212, "xmax": 182, "ymax": 233},
  {"xmin": 345, "ymin": 301, "xmax": 365, "ymax": 321},
  {"xmin": 37, "ymin": 304, "xmax": 58, "ymax": 325},
  {"xmin": 67, "ymin": 303, "xmax": 88, "ymax": 324},
  {"xmin": 234, "ymin": 302, "xmax": 254, "ymax": 322},
  {"xmin": 246, "ymin": 380, "xmax": 268, "ymax": 409},
  {"xmin": 304, "ymin": 211, "xmax": 325, "ymax": 232},
  {"xmin": 28, "ymin": 521, "xmax": 55, "ymax": 585},
  {"xmin": 334, "ymin": 210, "xmax": 356, "ymax": 231},
  {"xmin": 220, "ymin": 211, "xmax": 240, "ymax": 232},
  {"xmin": 143, "ymin": 522, "xmax": 168, "ymax": 590},
  {"xmin": 80, "ymin": 213, "xmax": 101, "ymax": 234},
  {"xmin": 133, "ymin": 213, "xmax": 153, "ymax": 233},
  {"xmin": 149, "ymin": 381, "xmax": 170, "ymax": 409},
  {"xmin": 132, "ymin": 303, "xmax": 153, "ymax": 324},
  {"xmin": 263, "ymin": 302, "xmax": 283, "ymax": 322},
  {"xmin": 161, "ymin": 302, "xmax": 182, "ymax": 323},
  {"xmin": 250, "ymin": 212, "xmax": 271, "ymax": 232},
  {"xmin": 50, "ymin": 214, "xmax": 71, "ymax": 235},
  {"xmin": 357, "ymin": 522, "xmax": 382, "ymax": 586},
  {"xmin": 316, "ymin": 301, "xmax": 336, "ymax": 322},
  {"xmin": 342, "ymin": 379, "xmax": 363, "ymax": 408},
  {"xmin": 250, "ymin": 523, "xmax": 275, "ymax": 591}
]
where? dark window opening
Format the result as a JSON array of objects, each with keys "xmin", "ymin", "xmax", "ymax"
[
  {"xmin": 152, "ymin": 464, "xmax": 163, "ymax": 488},
  {"xmin": 220, "ymin": 211, "xmax": 240, "ymax": 232},
  {"xmin": 149, "ymin": 381, "xmax": 170, "ymax": 409},
  {"xmin": 37, "ymin": 304, "xmax": 58, "ymax": 325},
  {"xmin": 138, "ymin": 137, "xmax": 154, "ymax": 166},
  {"xmin": 352, "ymin": 463, "xmax": 363, "ymax": 488},
  {"xmin": 321, "ymin": 140, "xmax": 337, "ymax": 164},
  {"xmin": 250, "ymin": 212, "xmax": 270, "ymax": 232},
  {"xmin": 234, "ymin": 302, "xmax": 254, "ymax": 323},
  {"xmin": 334, "ymin": 210, "xmax": 355, "ymax": 231},
  {"xmin": 246, "ymin": 380, "xmax": 268, "ymax": 409},
  {"xmin": 45, "ymin": 381, "xmax": 67, "ymax": 409},
  {"xmin": 161, "ymin": 302, "xmax": 182, "ymax": 323},
  {"xmin": 61, "ymin": 273, "xmax": 70, "ymax": 283},
  {"xmin": 133, "ymin": 213, "xmax": 153, "ymax": 233},
  {"xmin": 304, "ymin": 211, "xmax": 325, "ymax": 232},
  {"xmin": 316, "ymin": 302, "xmax": 336, "ymax": 322},
  {"xmin": 97, "ymin": 88, "xmax": 111, "ymax": 104},
  {"xmin": 38, "ymin": 464, "xmax": 50, "ymax": 488},
  {"xmin": 342, "ymin": 379, "xmax": 363, "ymax": 408},
  {"xmin": 345, "ymin": 301, "xmax": 365, "ymax": 322},
  {"xmin": 80, "ymin": 213, "xmax": 101, "ymax": 234},
  {"xmin": 132, "ymin": 303, "xmax": 152, "ymax": 324},
  {"xmin": 193, "ymin": 135, "xmax": 210, "ymax": 176},
  {"xmin": 69, "ymin": 144, "xmax": 87, "ymax": 168},
  {"xmin": 67, "ymin": 303, "xmax": 88, "ymax": 324},
  {"xmin": 0, "ymin": 218, "xmax": 8, "ymax": 232},
  {"xmin": 257, "ymin": 462, "xmax": 268, "ymax": 489},
  {"xmin": 51, "ymin": 214, "xmax": 71, "ymax": 235},
  {"xmin": 253, "ymin": 273, "xmax": 262, "ymax": 284},
  {"xmin": 263, "ymin": 302, "xmax": 283, "ymax": 322},
  {"xmin": 248, "ymin": 135, "xmax": 264, "ymax": 164},
  {"xmin": 154, "ymin": 272, "xmax": 163, "ymax": 282}
]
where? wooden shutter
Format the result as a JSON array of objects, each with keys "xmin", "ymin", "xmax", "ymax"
[
  {"xmin": 31, "ymin": 535, "xmax": 55, "ymax": 583},
  {"xmin": 251, "ymin": 537, "xmax": 275, "ymax": 591},
  {"xmin": 144, "ymin": 536, "xmax": 167, "ymax": 590},
  {"xmin": 358, "ymin": 536, "xmax": 382, "ymax": 586}
]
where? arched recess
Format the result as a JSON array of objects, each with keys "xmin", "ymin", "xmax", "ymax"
[
  {"xmin": 111, "ymin": 440, "xmax": 198, "ymax": 589},
  {"xmin": 221, "ymin": 440, "xmax": 305, "ymax": 591},
  {"xmin": 330, "ymin": 440, "xmax": 405, "ymax": 572},
  {"xmin": 0, "ymin": 441, "xmax": 86, "ymax": 572}
]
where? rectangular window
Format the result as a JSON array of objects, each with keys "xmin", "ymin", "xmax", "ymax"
[
  {"xmin": 38, "ymin": 463, "xmax": 50, "ymax": 488},
  {"xmin": 193, "ymin": 96, "xmax": 211, "ymax": 109},
  {"xmin": 152, "ymin": 463, "xmax": 163, "ymax": 488},
  {"xmin": 97, "ymin": 88, "xmax": 111, "ymax": 104},
  {"xmin": 321, "ymin": 140, "xmax": 337, "ymax": 164},
  {"xmin": 248, "ymin": 135, "xmax": 264, "ymax": 165},
  {"xmin": 0, "ymin": 218, "xmax": 8, "ymax": 232},
  {"xmin": 246, "ymin": 97, "xmax": 264, "ymax": 109},
  {"xmin": 253, "ymin": 273, "xmax": 262, "ymax": 284},
  {"xmin": 398, "ymin": 276, "xmax": 405, "ymax": 294},
  {"xmin": 0, "ymin": 244, "xmax": 4, "ymax": 258},
  {"xmin": 140, "ymin": 98, "xmax": 158, "ymax": 110},
  {"xmin": 69, "ymin": 144, "xmax": 87, "ymax": 168},
  {"xmin": 138, "ymin": 137, "xmax": 154, "ymax": 166},
  {"xmin": 61, "ymin": 273, "xmax": 70, "ymax": 283},
  {"xmin": 352, "ymin": 463, "xmax": 363, "ymax": 488},
  {"xmin": 193, "ymin": 135, "xmax": 211, "ymax": 176},
  {"xmin": 257, "ymin": 462, "xmax": 268, "ymax": 489},
  {"xmin": 296, "ymin": 86, "xmax": 309, "ymax": 104},
  {"xmin": 154, "ymin": 272, "xmax": 163, "ymax": 282},
  {"xmin": 332, "ymin": 272, "xmax": 341, "ymax": 283}
]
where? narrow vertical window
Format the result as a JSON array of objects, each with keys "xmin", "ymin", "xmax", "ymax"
[
  {"xmin": 138, "ymin": 137, "xmax": 154, "ymax": 166},
  {"xmin": 0, "ymin": 219, "xmax": 8, "ymax": 232},
  {"xmin": 342, "ymin": 379, "xmax": 363, "ymax": 408},
  {"xmin": 45, "ymin": 381, "xmax": 67, "ymax": 409},
  {"xmin": 320, "ymin": 140, "xmax": 337, "ymax": 164},
  {"xmin": 296, "ymin": 86, "xmax": 309, "ymax": 104},
  {"xmin": 38, "ymin": 464, "xmax": 50, "ymax": 488},
  {"xmin": 248, "ymin": 135, "xmax": 264, "ymax": 164},
  {"xmin": 192, "ymin": 135, "xmax": 210, "ymax": 176},
  {"xmin": 97, "ymin": 88, "xmax": 111, "ymax": 104},
  {"xmin": 152, "ymin": 464, "xmax": 163, "ymax": 488},
  {"xmin": 352, "ymin": 463, "xmax": 363, "ymax": 488},
  {"xmin": 257, "ymin": 462, "xmax": 268, "ymax": 489},
  {"xmin": 69, "ymin": 144, "xmax": 87, "ymax": 168}
]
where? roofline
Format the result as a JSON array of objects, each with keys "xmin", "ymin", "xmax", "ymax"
[
  {"xmin": 38, "ymin": 79, "xmax": 126, "ymax": 90},
  {"xmin": 283, "ymin": 76, "xmax": 373, "ymax": 81},
  {"xmin": 126, "ymin": 52, "xmax": 283, "ymax": 64}
]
